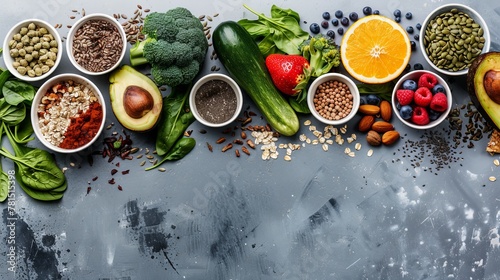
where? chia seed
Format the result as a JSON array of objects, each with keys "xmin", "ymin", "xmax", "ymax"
[{"xmin": 194, "ymin": 79, "xmax": 237, "ymax": 124}]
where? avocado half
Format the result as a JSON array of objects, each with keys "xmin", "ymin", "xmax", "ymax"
[
  {"xmin": 467, "ymin": 52, "xmax": 500, "ymax": 130},
  {"xmin": 109, "ymin": 65, "xmax": 163, "ymax": 132}
]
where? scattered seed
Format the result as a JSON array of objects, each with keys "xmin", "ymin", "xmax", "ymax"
[
  {"xmin": 241, "ymin": 131, "xmax": 247, "ymax": 139},
  {"xmin": 355, "ymin": 143, "xmax": 362, "ymax": 151},
  {"xmin": 489, "ymin": 176, "xmax": 497, "ymax": 182},
  {"xmin": 207, "ymin": 15, "xmax": 213, "ymax": 21},
  {"xmin": 235, "ymin": 149, "xmax": 240, "ymax": 157},
  {"xmin": 108, "ymin": 178, "xmax": 115, "ymax": 184},
  {"xmin": 494, "ymin": 159, "xmax": 499, "ymax": 166},
  {"xmin": 242, "ymin": 146, "xmax": 251, "ymax": 155},
  {"xmin": 284, "ymin": 155, "xmax": 292, "ymax": 161},
  {"xmin": 216, "ymin": 137, "xmax": 226, "ymax": 144},
  {"xmin": 111, "ymin": 169, "xmax": 118, "ymax": 175},
  {"xmin": 117, "ymin": 185, "xmax": 123, "ymax": 191},
  {"xmin": 139, "ymin": 160, "xmax": 146, "ymax": 166},
  {"xmin": 207, "ymin": 142, "xmax": 213, "ymax": 152},
  {"xmin": 122, "ymin": 170, "xmax": 130, "ymax": 175},
  {"xmin": 158, "ymin": 167, "xmax": 166, "ymax": 172},
  {"xmin": 222, "ymin": 143, "xmax": 233, "ymax": 152}
]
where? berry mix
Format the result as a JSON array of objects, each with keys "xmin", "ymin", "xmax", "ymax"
[{"xmin": 395, "ymin": 73, "xmax": 448, "ymax": 126}]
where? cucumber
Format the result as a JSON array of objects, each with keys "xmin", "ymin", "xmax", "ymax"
[{"xmin": 212, "ymin": 21, "xmax": 300, "ymax": 136}]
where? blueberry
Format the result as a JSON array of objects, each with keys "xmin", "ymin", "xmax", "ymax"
[
  {"xmin": 402, "ymin": 79, "xmax": 417, "ymax": 91},
  {"xmin": 406, "ymin": 26, "xmax": 414, "ymax": 34},
  {"xmin": 337, "ymin": 27, "xmax": 344, "ymax": 35},
  {"xmin": 321, "ymin": 20, "xmax": 329, "ymax": 29},
  {"xmin": 373, "ymin": 10, "xmax": 380, "ymax": 15},
  {"xmin": 410, "ymin": 41, "xmax": 416, "ymax": 51},
  {"xmin": 360, "ymin": 96, "xmax": 366, "ymax": 105},
  {"xmin": 349, "ymin": 12, "xmax": 359, "ymax": 21},
  {"xmin": 366, "ymin": 94, "xmax": 381, "ymax": 105},
  {"xmin": 331, "ymin": 19, "xmax": 339, "ymax": 26},
  {"xmin": 396, "ymin": 102, "xmax": 402, "ymax": 111},
  {"xmin": 326, "ymin": 30, "xmax": 335, "ymax": 39},
  {"xmin": 415, "ymin": 23, "xmax": 422, "ymax": 30},
  {"xmin": 414, "ymin": 63, "xmax": 424, "ymax": 70},
  {"xmin": 394, "ymin": 16, "xmax": 401, "ymax": 23},
  {"xmin": 428, "ymin": 109, "xmax": 441, "ymax": 121},
  {"xmin": 340, "ymin": 17, "xmax": 349, "ymax": 26},
  {"xmin": 363, "ymin": 6, "xmax": 373, "ymax": 15},
  {"xmin": 405, "ymin": 12, "xmax": 413, "ymax": 20},
  {"xmin": 414, "ymin": 34, "xmax": 420, "ymax": 41},
  {"xmin": 400, "ymin": 105, "xmax": 413, "ymax": 120},
  {"xmin": 432, "ymin": 84, "xmax": 445, "ymax": 94},
  {"xmin": 405, "ymin": 64, "xmax": 411, "ymax": 72},
  {"xmin": 309, "ymin": 23, "xmax": 320, "ymax": 34},
  {"xmin": 393, "ymin": 9, "xmax": 402, "ymax": 17},
  {"xmin": 335, "ymin": 10, "xmax": 343, "ymax": 18},
  {"xmin": 322, "ymin": 12, "xmax": 331, "ymax": 20}
]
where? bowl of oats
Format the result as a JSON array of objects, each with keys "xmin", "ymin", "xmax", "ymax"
[{"xmin": 31, "ymin": 74, "xmax": 106, "ymax": 153}]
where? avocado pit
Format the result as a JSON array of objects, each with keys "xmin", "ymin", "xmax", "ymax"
[
  {"xmin": 484, "ymin": 70, "xmax": 500, "ymax": 104},
  {"xmin": 124, "ymin": 85, "xmax": 154, "ymax": 119}
]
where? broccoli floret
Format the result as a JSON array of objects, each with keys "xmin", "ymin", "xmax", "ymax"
[
  {"xmin": 299, "ymin": 34, "xmax": 341, "ymax": 77},
  {"xmin": 129, "ymin": 7, "xmax": 208, "ymax": 87}
]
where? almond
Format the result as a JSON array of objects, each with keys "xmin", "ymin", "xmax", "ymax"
[
  {"xmin": 379, "ymin": 100, "xmax": 392, "ymax": 121},
  {"xmin": 358, "ymin": 104, "xmax": 380, "ymax": 115},
  {"xmin": 366, "ymin": 130, "xmax": 382, "ymax": 146},
  {"xmin": 382, "ymin": 130, "xmax": 400, "ymax": 145},
  {"xmin": 372, "ymin": 121, "xmax": 394, "ymax": 133},
  {"xmin": 358, "ymin": 115, "xmax": 375, "ymax": 132}
]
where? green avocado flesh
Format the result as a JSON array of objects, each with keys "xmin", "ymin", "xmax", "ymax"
[
  {"xmin": 109, "ymin": 65, "xmax": 163, "ymax": 132},
  {"xmin": 467, "ymin": 52, "xmax": 500, "ymax": 130}
]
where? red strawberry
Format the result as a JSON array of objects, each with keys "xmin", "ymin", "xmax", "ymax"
[
  {"xmin": 414, "ymin": 87, "xmax": 432, "ymax": 107},
  {"xmin": 396, "ymin": 89, "xmax": 414, "ymax": 106},
  {"xmin": 265, "ymin": 54, "xmax": 311, "ymax": 99},
  {"xmin": 429, "ymin": 92, "xmax": 448, "ymax": 112},
  {"xmin": 418, "ymin": 73, "xmax": 438, "ymax": 89},
  {"xmin": 411, "ymin": 106, "xmax": 430, "ymax": 125}
]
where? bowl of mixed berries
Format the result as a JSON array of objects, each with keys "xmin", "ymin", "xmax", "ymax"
[{"xmin": 392, "ymin": 70, "xmax": 452, "ymax": 129}]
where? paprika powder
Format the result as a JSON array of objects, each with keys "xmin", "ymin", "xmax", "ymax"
[{"xmin": 59, "ymin": 101, "xmax": 103, "ymax": 149}]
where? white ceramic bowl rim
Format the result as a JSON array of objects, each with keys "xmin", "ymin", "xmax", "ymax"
[
  {"xmin": 419, "ymin": 3, "xmax": 490, "ymax": 76},
  {"xmin": 189, "ymin": 73, "xmax": 243, "ymax": 128},
  {"xmin": 2, "ymin": 18, "xmax": 63, "ymax": 82},
  {"xmin": 66, "ymin": 13, "xmax": 127, "ymax": 75},
  {"xmin": 31, "ymin": 73, "xmax": 106, "ymax": 153},
  {"xmin": 307, "ymin": 73, "xmax": 360, "ymax": 125}
]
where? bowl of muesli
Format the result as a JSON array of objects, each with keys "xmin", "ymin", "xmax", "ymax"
[{"xmin": 31, "ymin": 73, "xmax": 106, "ymax": 153}]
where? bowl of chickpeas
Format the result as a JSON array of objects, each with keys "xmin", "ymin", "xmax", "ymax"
[
  {"xmin": 3, "ymin": 19, "xmax": 62, "ymax": 82},
  {"xmin": 307, "ymin": 73, "xmax": 360, "ymax": 126}
]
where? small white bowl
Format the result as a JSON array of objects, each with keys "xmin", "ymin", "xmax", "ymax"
[
  {"xmin": 189, "ymin": 73, "xmax": 243, "ymax": 127},
  {"xmin": 420, "ymin": 4, "xmax": 490, "ymax": 76},
  {"xmin": 2, "ymin": 19, "xmax": 62, "ymax": 82},
  {"xmin": 392, "ymin": 70, "xmax": 452, "ymax": 130},
  {"xmin": 66, "ymin": 13, "xmax": 127, "ymax": 75},
  {"xmin": 307, "ymin": 73, "xmax": 360, "ymax": 126},
  {"xmin": 31, "ymin": 74, "xmax": 107, "ymax": 153}
]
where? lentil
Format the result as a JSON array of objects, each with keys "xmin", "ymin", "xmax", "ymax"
[{"xmin": 313, "ymin": 80, "xmax": 353, "ymax": 121}]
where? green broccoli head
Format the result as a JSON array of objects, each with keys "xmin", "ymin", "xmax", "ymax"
[
  {"xmin": 151, "ymin": 60, "xmax": 200, "ymax": 87},
  {"xmin": 299, "ymin": 34, "xmax": 340, "ymax": 77}
]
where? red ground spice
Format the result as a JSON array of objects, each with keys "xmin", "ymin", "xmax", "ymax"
[{"xmin": 59, "ymin": 102, "xmax": 103, "ymax": 149}]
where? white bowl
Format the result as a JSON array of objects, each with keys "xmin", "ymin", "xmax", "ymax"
[
  {"xmin": 66, "ymin": 13, "xmax": 127, "ymax": 75},
  {"xmin": 420, "ymin": 3, "xmax": 490, "ymax": 76},
  {"xmin": 307, "ymin": 73, "xmax": 360, "ymax": 126},
  {"xmin": 189, "ymin": 73, "xmax": 243, "ymax": 127},
  {"xmin": 2, "ymin": 19, "xmax": 62, "ymax": 82},
  {"xmin": 31, "ymin": 74, "xmax": 107, "ymax": 153},
  {"xmin": 392, "ymin": 70, "xmax": 452, "ymax": 130}
]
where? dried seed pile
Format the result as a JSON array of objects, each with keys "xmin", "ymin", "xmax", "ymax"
[
  {"xmin": 313, "ymin": 80, "xmax": 354, "ymax": 121},
  {"xmin": 448, "ymin": 102, "xmax": 494, "ymax": 149},
  {"xmin": 115, "ymin": 5, "xmax": 150, "ymax": 44}
]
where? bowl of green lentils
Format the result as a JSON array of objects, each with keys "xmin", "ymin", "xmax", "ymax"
[
  {"xmin": 420, "ymin": 3, "xmax": 490, "ymax": 76},
  {"xmin": 3, "ymin": 19, "xmax": 62, "ymax": 81}
]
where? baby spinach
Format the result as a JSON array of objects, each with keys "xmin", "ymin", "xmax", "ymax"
[
  {"xmin": 155, "ymin": 84, "xmax": 195, "ymax": 156},
  {"xmin": 238, "ymin": 4, "xmax": 309, "ymax": 56},
  {"xmin": 2, "ymin": 79, "xmax": 36, "ymax": 105},
  {"xmin": 0, "ymin": 98, "xmax": 26, "ymax": 126},
  {"xmin": 0, "ymin": 163, "xmax": 8, "ymax": 202},
  {"xmin": 146, "ymin": 137, "xmax": 196, "ymax": 171}
]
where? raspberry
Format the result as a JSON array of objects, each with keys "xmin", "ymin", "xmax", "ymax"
[
  {"xmin": 411, "ymin": 106, "xmax": 430, "ymax": 125},
  {"xmin": 413, "ymin": 87, "xmax": 432, "ymax": 107},
  {"xmin": 429, "ymin": 92, "xmax": 448, "ymax": 112},
  {"xmin": 396, "ymin": 89, "xmax": 414, "ymax": 106},
  {"xmin": 418, "ymin": 73, "xmax": 438, "ymax": 89}
]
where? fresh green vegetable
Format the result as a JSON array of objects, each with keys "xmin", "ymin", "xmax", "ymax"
[
  {"xmin": 357, "ymin": 82, "xmax": 395, "ymax": 101},
  {"xmin": 2, "ymin": 79, "xmax": 36, "ymax": 105},
  {"xmin": 238, "ymin": 4, "xmax": 309, "ymax": 57},
  {"xmin": 0, "ymin": 69, "xmax": 11, "ymax": 92},
  {"xmin": 213, "ymin": 21, "xmax": 300, "ymax": 136},
  {"xmin": 129, "ymin": 7, "xmax": 208, "ymax": 87},
  {"xmin": 299, "ymin": 34, "xmax": 341, "ymax": 77},
  {"xmin": 155, "ymin": 84, "xmax": 195, "ymax": 156},
  {"xmin": 146, "ymin": 137, "xmax": 196, "ymax": 171},
  {"xmin": 289, "ymin": 98, "xmax": 310, "ymax": 114},
  {"xmin": 0, "ymin": 161, "xmax": 9, "ymax": 202}
]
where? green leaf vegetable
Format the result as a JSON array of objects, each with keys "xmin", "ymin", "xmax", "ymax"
[
  {"xmin": 0, "ymin": 161, "xmax": 9, "ymax": 202},
  {"xmin": 356, "ymin": 82, "xmax": 395, "ymax": 101},
  {"xmin": 288, "ymin": 97, "xmax": 310, "ymax": 114},
  {"xmin": 2, "ymin": 79, "xmax": 36, "ymax": 105},
  {"xmin": 238, "ymin": 4, "xmax": 309, "ymax": 57},
  {"xmin": 146, "ymin": 137, "xmax": 196, "ymax": 171},
  {"xmin": 129, "ymin": 7, "xmax": 209, "ymax": 87},
  {"xmin": 299, "ymin": 34, "xmax": 341, "ymax": 78}
]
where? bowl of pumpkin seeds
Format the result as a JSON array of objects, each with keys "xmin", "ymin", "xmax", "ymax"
[
  {"xmin": 3, "ymin": 19, "xmax": 62, "ymax": 82},
  {"xmin": 420, "ymin": 4, "xmax": 490, "ymax": 76}
]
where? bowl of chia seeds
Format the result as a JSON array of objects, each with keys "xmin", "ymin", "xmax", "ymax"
[
  {"xmin": 66, "ymin": 13, "xmax": 127, "ymax": 75},
  {"xmin": 189, "ymin": 73, "xmax": 243, "ymax": 128},
  {"xmin": 3, "ymin": 18, "xmax": 62, "ymax": 82},
  {"xmin": 420, "ymin": 3, "xmax": 490, "ymax": 76}
]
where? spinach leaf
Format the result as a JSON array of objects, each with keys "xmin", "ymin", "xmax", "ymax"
[
  {"xmin": 0, "ymin": 70, "xmax": 12, "ymax": 96},
  {"xmin": 258, "ymin": 34, "xmax": 281, "ymax": 57},
  {"xmin": 270, "ymin": 5, "xmax": 300, "ymax": 22},
  {"xmin": 13, "ymin": 114, "xmax": 34, "ymax": 144},
  {"xmin": 0, "ymin": 167, "xmax": 8, "ymax": 202},
  {"xmin": 3, "ymin": 79, "xmax": 36, "ymax": 105},
  {"xmin": 357, "ymin": 82, "xmax": 395, "ymax": 101},
  {"xmin": 147, "ymin": 137, "xmax": 196, "ymax": 171},
  {"xmin": 289, "ymin": 97, "xmax": 310, "ymax": 114},
  {"xmin": 15, "ymin": 171, "xmax": 65, "ymax": 201},
  {"xmin": 0, "ymin": 98, "xmax": 26, "ymax": 126},
  {"xmin": 237, "ymin": 19, "xmax": 270, "ymax": 39},
  {"xmin": 155, "ymin": 84, "xmax": 195, "ymax": 156}
]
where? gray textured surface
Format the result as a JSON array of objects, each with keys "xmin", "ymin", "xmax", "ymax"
[{"xmin": 1, "ymin": 0, "xmax": 500, "ymax": 279}]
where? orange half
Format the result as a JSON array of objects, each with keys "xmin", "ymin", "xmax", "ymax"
[{"xmin": 340, "ymin": 15, "xmax": 411, "ymax": 84}]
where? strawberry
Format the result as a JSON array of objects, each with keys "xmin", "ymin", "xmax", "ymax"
[
  {"xmin": 396, "ymin": 89, "xmax": 414, "ymax": 106},
  {"xmin": 265, "ymin": 54, "xmax": 311, "ymax": 100},
  {"xmin": 411, "ymin": 106, "xmax": 430, "ymax": 125},
  {"xmin": 429, "ymin": 92, "xmax": 448, "ymax": 112},
  {"xmin": 413, "ymin": 87, "xmax": 432, "ymax": 107},
  {"xmin": 418, "ymin": 73, "xmax": 438, "ymax": 89}
]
